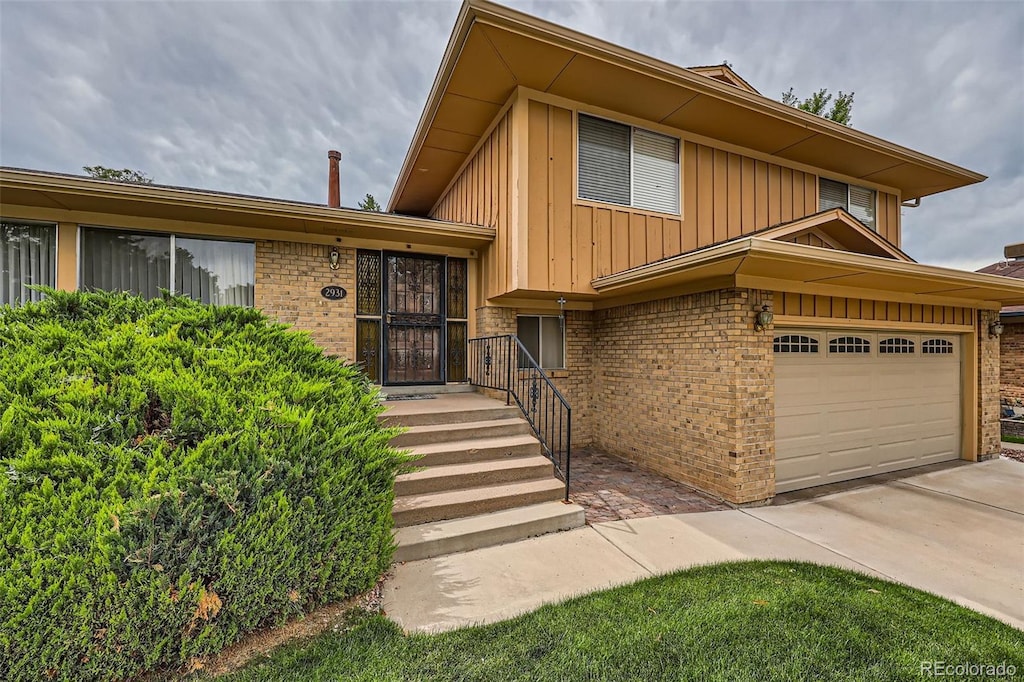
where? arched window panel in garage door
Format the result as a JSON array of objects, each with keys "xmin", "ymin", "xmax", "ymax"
[
  {"xmin": 922, "ymin": 338, "xmax": 956, "ymax": 356},
  {"xmin": 773, "ymin": 334, "xmax": 820, "ymax": 353},
  {"xmin": 879, "ymin": 337, "xmax": 916, "ymax": 354},
  {"xmin": 828, "ymin": 335, "xmax": 872, "ymax": 356}
]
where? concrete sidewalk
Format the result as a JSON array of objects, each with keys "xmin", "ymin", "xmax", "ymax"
[{"xmin": 383, "ymin": 459, "xmax": 1024, "ymax": 632}]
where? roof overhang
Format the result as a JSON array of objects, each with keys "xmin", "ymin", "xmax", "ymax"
[
  {"xmin": 390, "ymin": 0, "xmax": 985, "ymax": 214},
  {"xmin": 0, "ymin": 168, "xmax": 494, "ymax": 250},
  {"xmin": 592, "ymin": 238, "xmax": 1024, "ymax": 310}
]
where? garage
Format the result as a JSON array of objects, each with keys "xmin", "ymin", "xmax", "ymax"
[{"xmin": 774, "ymin": 329, "xmax": 962, "ymax": 493}]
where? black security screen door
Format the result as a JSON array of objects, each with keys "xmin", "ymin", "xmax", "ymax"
[{"xmin": 384, "ymin": 253, "xmax": 445, "ymax": 384}]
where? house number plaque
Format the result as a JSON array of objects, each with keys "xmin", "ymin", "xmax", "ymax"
[{"xmin": 320, "ymin": 286, "xmax": 347, "ymax": 300}]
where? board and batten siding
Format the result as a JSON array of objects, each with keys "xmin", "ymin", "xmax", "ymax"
[
  {"xmin": 876, "ymin": 192, "xmax": 900, "ymax": 247},
  {"xmin": 525, "ymin": 100, "xmax": 901, "ymax": 294},
  {"xmin": 430, "ymin": 109, "xmax": 513, "ymax": 301},
  {"xmin": 773, "ymin": 292, "xmax": 973, "ymax": 326}
]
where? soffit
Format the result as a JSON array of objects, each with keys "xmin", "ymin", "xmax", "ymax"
[{"xmin": 390, "ymin": 1, "xmax": 985, "ymax": 215}]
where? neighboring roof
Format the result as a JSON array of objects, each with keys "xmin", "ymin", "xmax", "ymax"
[
  {"xmin": 390, "ymin": 0, "xmax": 985, "ymax": 214},
  {"xmin": 687, "ymin": 64, "xmax": 760, "ymax": 95},
  {"xmin": 1002, "ymin": 305, "xmax": 1024, "ymax": 318},
  {"xmin": 592, "ymin": 237, "xmax": 1024, "ymax": 309},
  {"xmin": 976, "ymin": 250, "xmax": 1024, "ymax": 318},
  {"xmin": 749, "ymin": 208, "xmax": 913, "ymax": 262},
  {"xmin": 974, "ymin": 253, "xmax": 1024, "ymax": 278},
  {"xmin": 977, "ymin": 258, "xmax": 1024, "ymax": 280},
  {"xmin": 0, "ymin": 167, "xmax": 494, "ymax": 249}
]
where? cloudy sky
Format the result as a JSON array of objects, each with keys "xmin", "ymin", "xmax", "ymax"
[{"xmin": 2, "ymin": 0, "xmax": 1021, "ymax": 270}]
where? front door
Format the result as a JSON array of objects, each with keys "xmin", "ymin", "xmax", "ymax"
[{"xmin": 383, "ymin": 253, "xmax": 445, "ymax": 384}]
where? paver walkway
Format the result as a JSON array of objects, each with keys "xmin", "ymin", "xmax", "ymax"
[{"xmin": 569, "ymin": 448, "xmax": 728, "ymax": 523}]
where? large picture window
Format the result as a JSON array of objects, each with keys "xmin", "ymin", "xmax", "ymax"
[
  {"xmin": 517, "ymin": 315, "xmax": 565, "ymax": 369},
  {"xmin": 1, "ymin": 221, "xmax": 56, "ymax": 306},
  {"xmin": 819, "ymin": 178, "xmax": 877, "ymax": 231},
  {"xmin": 81, "ymin": 227, "xmax": 254, "ymax": 306},
  {"xmin": 578, "ymin": 114, "xmax": 680, "ymax": 214}
]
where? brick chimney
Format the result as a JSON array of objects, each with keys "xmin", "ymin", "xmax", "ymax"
[{"xmin": 327, "ymin": 150, "xmax": 341, "ymax": 208}]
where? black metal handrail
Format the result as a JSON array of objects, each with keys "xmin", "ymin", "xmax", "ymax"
[{"xmin": 467, "ymin": 335, "xmax": 571, "ymax": 501}]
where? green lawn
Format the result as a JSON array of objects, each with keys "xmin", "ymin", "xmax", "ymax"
[
  {"xmin": 222, "ymin": 561, "xmax": 1023, "ymax": 681},
  {"xmin": 1003, "ymin": 435, "xmax": 1024, "ymax": 445}
]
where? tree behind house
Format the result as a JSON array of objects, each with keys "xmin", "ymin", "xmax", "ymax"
[
  {"xmin": 781, "ymin": 88, "xmax": 854, "ymax": 126},
  {"xmin": 82, "ymin": 165, "xmax": 153, "ymax": 184},
  {"xmin": 358, "ymin": 193, "xmax": 382, "ymax": 211}
]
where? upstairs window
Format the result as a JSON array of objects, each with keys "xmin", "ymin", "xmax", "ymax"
[
  {"xmin": 578, "ymin": 114, "xmax": 680, "ymax": 215},
  {"xmin": 819, "ymin": 178, "xmax": 877, "ymax": 231}
]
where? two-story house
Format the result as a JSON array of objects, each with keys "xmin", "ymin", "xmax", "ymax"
[{"xmin": 3, "ymin": 0, "xmax": 1022, "ymax": 506}]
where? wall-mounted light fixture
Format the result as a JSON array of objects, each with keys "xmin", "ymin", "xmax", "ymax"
[
  {"xmin": 329, "ymin": 248, "xmax": 340, "ymax": 270},
  {"xmin": 990, "ymin": 320, "xmax": 1005, "ymax": 338},
  {"xmin": 557, "ymin": 296, "xmax": 567, "ymax": 333},
  {"xmin": 754, "ymin": 303, "xmax": 774, "ymax": 332}
]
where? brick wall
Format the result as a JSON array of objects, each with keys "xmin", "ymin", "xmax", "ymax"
[
  {"xmin": 592, "ymin": 288, "xmax": 774, "ymax": 504},
  {"xmin": 254, "ymin": 240, "xmax": 356, "ymax": 359},
  {"xmin": 1001, "ymin": 320, "xmax": 1024, "ymax": 403},
  {"xmin": 474, "ymin": 305, "xmax": 595, "ymax": 447},
  {"xmin": 979, "ymin": 309, "xmax": 1001, "ymax": 456}
]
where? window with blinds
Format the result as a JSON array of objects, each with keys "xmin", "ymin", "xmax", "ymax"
[
  {"xmin": 578, "ymin": 115, "xmax": 630, "ymax": 206},
  {"xmin": 578, "ymin": 114, "xmax": 679, "ymax": 214},
  {"xmin": 819, "ymin": 178, "xmax": 877, "ymax": 231}
]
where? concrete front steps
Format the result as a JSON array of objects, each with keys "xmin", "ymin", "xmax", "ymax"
[{"xmin": 384, "ymin": 392, "xmax": 585, "ymax": 561}]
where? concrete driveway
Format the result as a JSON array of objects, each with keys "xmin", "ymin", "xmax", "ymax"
[{"xmin": 383, "ymin": 459, "xmax": 1024, "ymax": 632}]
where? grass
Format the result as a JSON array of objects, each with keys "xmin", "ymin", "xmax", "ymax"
[
  {"xmin": 1002, "ymin": 434, "xmax": 1024, "ymax": 444},
  {"xmin": 220, "ymin": 561, "xmax": 1024, "ymax": 681}
]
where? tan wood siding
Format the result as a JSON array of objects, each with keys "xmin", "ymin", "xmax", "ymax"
[
  {"xmin": 875, "ymin": 191, "xmax": 901, "ymax": 247},
  {"xmin": 525, "ymin": 100, "xmax": 856, "ymax": 291},
  {"xmin": 431, "ymin": 109, "xmax": 513, "ymax": 299},
  {"xmin": 773, "ymin": 292, "xmax": 973, "ymax": 326},
  {"xmin": 582, "ymin": 140, "xmax": 822, "ymax": 281}
]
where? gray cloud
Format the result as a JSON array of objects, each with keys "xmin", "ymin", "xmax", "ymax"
[{"xmin": 2, "ymin": 0, "xmax": 1020, "ymax": 270}]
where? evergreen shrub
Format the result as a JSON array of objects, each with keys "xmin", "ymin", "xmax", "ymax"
[{"xmin": 0, "ymin": 291, "xmax": 406, "ymax": 679}]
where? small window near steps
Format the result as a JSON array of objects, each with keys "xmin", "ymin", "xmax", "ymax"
[{"xmin": 517, "ymin": 315, "xmax": 565, "ymax": 369}]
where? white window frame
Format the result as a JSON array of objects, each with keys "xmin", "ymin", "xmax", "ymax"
[
  {"xmin": 576, "ymin": 113, "xmax": 681, "ymax": 215},
  {"xmin": 516, "ymin": 314, "xmax": 566, "ymax": 370},
  {"xmin": 819, "ymin": 178, "xmax": 877, "ymax": 231}
]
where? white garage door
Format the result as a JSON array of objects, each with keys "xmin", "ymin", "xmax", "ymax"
[{"xmin": 774, "ymin": 330, "xmax": 961, "ymax": 493}]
